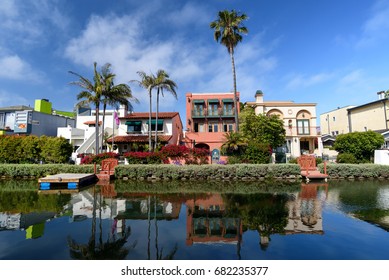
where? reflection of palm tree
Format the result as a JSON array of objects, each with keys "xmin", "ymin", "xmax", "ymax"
[
  {"xmin": 146, "ymin": 195, "xmax": 178, "ymax": 260},
  {"xmin": 67, "ymin": 186, "xmax": 136, "ymax": 260}
]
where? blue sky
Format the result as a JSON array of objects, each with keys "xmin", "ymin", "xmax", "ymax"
[{"xmin": 1, "ymin": 0, "xmax": 389, "ymax": 128}]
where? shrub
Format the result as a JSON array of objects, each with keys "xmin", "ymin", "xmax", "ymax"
[
  {"xmin": 80, "ymin": 152, "xmax": 119, "ymax": 165},
  {"xmin": 124, "ymin": 151, "xmax": 162, "ymax": 164},
  {"xmin": 337, "ymin": 153, "xmax": 358, "ymax": 164},
  {"xmin": 334, "ymin": 131, "xmax": 384, "ymax": 162},
  {"xmin": 0, "ymin": 135, "xmax": 72, "ymax": 164}
]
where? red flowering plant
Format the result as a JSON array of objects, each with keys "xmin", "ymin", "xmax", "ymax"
[
  {"xmin": 80, "ymin": 152, "xmax": 119, "ymax": 165},
  {"xmin": 123, "ymin": 151, "xmax": 162, "ymax": 164},
  {"xmin": 159, "ymin": 144, "xmax": 190, "ymax": 163},
  {"xmin": 185, "ymin": 147, "xmax": 209, "ymax": 165}
]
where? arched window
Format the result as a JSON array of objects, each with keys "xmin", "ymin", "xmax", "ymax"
[{"xmin": 296, "ymin": 110, "xmax": 311, "ymax": 135}]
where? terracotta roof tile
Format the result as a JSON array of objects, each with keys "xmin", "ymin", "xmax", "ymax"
[
  {"xmin": 108, "ymin": 135, "xmax": 172, "ymax": 143},
  {"xmin": 83, "ymin": 121, "xmax": 102, "ymax": 125},
  {"xmin": 121, "ymin": 112, "xmax": 179, "ymax": 119}
]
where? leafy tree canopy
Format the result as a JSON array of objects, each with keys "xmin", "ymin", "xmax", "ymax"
[{"xmin": 334, "ymin": 131, "xmax": 384, "ymax": 162}]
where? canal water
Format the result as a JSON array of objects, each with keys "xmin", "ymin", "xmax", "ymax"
[{"xmin": 1, "ymin": 179, "xmax": 389, "ymax": 260}]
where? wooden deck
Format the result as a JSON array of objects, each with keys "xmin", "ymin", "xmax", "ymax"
[
  {"xmin": 38, "ymin": 173, "xmax": 97, "ymax": 191},
  {"xmin": 300, "ymin": 170, "xmax": 328, "ymax": 181},
  {"xmin": 298, "ymin": 155, "xmax": 328, "ymax": 182}
]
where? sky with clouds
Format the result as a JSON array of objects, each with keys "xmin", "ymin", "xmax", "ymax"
[{"xmin": 1, "ymin": 0, "xmax": 389, "ymax": 128}]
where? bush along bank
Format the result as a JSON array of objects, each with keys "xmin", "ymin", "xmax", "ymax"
[
  {"xmin": 319, "ymin": 163, "xmax": 389, "ymax": 180},
  {"xmin": 115, "ymin": 164, "xmax": 301, "ymax": 181},
  {"xmin": 0, "ymin": 164, "xmax": 95, "ymax": 179},
  {"xmin": 3, "ymin": 163, "xmax": 389, "ymax": 181}
]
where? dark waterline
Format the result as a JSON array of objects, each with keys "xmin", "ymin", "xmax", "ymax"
[{"xmin": 1, "ymin": 179, "xmax": 389, "ymax": 260}]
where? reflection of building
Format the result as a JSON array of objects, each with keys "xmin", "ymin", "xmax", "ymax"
[
  {"xmin": 115, "ymin": 196, "xmax": 181, "ymax": 220},
  {"xmin": 185, "ymin": 194, "xmax": 242, "ymax": 246},
  {"xmin": 285, "ymin": 183, "xmax": 326, "ymax": 235},
  {"xmin": 0, "ymin": 212, "xmax": 55, "ymax": 239}
]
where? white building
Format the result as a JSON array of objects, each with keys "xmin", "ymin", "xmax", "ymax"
[{"xmin": 245, "ymin": 91, "xmax": 323, "ymax": 161}]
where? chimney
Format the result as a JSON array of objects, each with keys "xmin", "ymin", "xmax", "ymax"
[
  {"xmin": 255, "ymin": 90, "xmax": 264, "ymax": 103},
  {"xmin": 377, "ymin": 91, "xmax": 386, "ymax": 100}
]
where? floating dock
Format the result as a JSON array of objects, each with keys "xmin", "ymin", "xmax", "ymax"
[{"xmin": 38, "ymin": 173, "xmax": 97, "ymax": 192}]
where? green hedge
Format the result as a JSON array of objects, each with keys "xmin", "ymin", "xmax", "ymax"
[
  {"xmin": 319, "ymin": 163, "xmax": 389, "ymax": 179},
  {"xmin": 114, "ymin": 164, "xmax": 301, "ymax": 180},
  {"xmin": 0, "ymin": 164, "xmax": 95, "ymax": 178}
]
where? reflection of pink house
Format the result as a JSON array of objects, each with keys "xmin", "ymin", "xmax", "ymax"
[
  {"xmin": 185, "ymin": 194, "xmax": 242, "ymax": 246},
  {"xmin": 109, "ymin": 112, "xmax": 183, "ymax": 154},
  {"xmin": 183, "ymin": 92, "xmax": 240, "ymax": 152}
]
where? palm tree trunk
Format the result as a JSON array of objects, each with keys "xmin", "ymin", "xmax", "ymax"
[
  {"xmin": 230, "ymin": 46, "xmax": 239, "ymax": 132},
  {"xmin": 102, "ymin": 102, "xmax": 107, "ymax": 152},
  {"xmin": 154, "ymin": 89, "xmax": 160, "ymax": 151},
  {"xmin": 95, "ymin": 106, "xmax": 100, "ymax": 154},
  {"xmin": 148, "ymin": 88, "xmax": 152, "ymax": 152}
]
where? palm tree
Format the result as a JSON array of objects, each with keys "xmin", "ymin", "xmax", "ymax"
[
  {"xmin": 153, "ymin": 70, "xmax": 177, "ymax": 150},
  {"xmin": 131, "ymin": 71, "xmax": 156, "ymax": 151},
  {"xmin": 221, "ymin": 131, "xmax": 247, "ymax": 155},
  {"xmin": 69, "ymin": 62, "xmax": 104, "ymax": 154},
  {"xmin": 210, "ymin": 10, "xmax": 248, "ymax": 132},
  {"xmin": 99, "ymin": 63, "xmax": 138, "ymax": 151}
]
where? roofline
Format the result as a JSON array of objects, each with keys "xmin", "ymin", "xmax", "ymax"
[
  {"xmin": 245, "ymin": 101, "xmax": 317, "ymax": 107},
  {"xmin": 347, "ymin": 99, "xmax": 386, "ymax": 111},
  {"xmin": 320, "ymin": 105, "xmax": 355, "ymax": 115}
]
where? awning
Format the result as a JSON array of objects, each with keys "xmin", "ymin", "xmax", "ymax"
[
  {"xmin": 193, "ymin": 99, "xmax": 205, "ymax": 104},
  {"xmin": 125, "ymin": 121, "xmax": 142, "ymax": 125},
  {"xmin": 208, "ymin": 99, "xmax": 219, "ymax": 103},
  {"xmin": 222, "ymin": 98, "xmax": 233, "ymax": 103},
  {"xmin": 145, "ymin": 119, "xmax": 164, "ymax": 125}
]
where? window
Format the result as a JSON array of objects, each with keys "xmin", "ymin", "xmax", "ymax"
[
  {"xmin": 126, "ymin": 121, "xmax": 142, "ymax": 133},
  {"xmin": 194, "ymin": 122, "xmax": 205, "ymax": 132},
  {"xmin": 223, "ymin": 122, "xmax": 234, "ymax": 132},
  {"xmin": 208, "ymin": 103, "xmax": 219, "ymax": 116},
  {"xmin": 193, "ymin": 104, "xmax": 204, "ymax": 116},
  {"xmin": 146, "ymin": 120, "xmax": 164, "ymax": 132},
  {"xmin": 223, "ymin": 103, "xmax": 233, "ymax": 116},
  {"xmin": 297, "ymin": 119, "xmax": 310, "ymax": 135},
  {"xmin": 208, "ymin": 122, "xmax": 219, "ymax": 132},
  {"xmin": 333, "ymin": 116, "xmax": 336, "ymax": 121}
]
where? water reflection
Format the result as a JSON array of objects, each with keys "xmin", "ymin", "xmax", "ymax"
[{"xmin": 2, "ymin": 179, "xmax": 389, "ymax": 259}]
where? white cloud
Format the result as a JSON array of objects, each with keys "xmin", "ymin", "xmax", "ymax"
[
  {"xmin": 0, "ymin": 0, "xmax": 69, "ymax": 45},
  {"xmin": 165, "ymin": 1, "xmax": 212, "ymax": 26},
  {"xmin": 285, "ymin": 72, "xmax": 334, "ymax": 90},
  {"xmin": 0, "ymin": 54, "xmax": 43, "ymax": 81},
  {"xmin": 0, "ymin": 89, "xmax": 29, "ymax": 107},
  {"xmin": 64, "ymin": 4, "xmax": 278, "ymax": 112},
  {"xmin": 356, "ymin": 0, "xmax": 389, "ymax": 48}
]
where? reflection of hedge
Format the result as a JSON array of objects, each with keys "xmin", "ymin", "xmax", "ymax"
[
  {"xmin": 115, "ymin": 164, "xmax": 301, "ymax": 181},
  {"xmin": 0, "ymin": 164, "xmax": 95, "ymax": 178},
  {"xmin": 114, "ymin": 179, "xmax": 301, "ymax": 194},
  {"xmin": 0, "ymin": 190, "xmax": 71, "ymax": 213}
]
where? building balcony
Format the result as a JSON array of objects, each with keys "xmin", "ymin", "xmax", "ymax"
[
  {"xmin": 192, "ymin": 108, "xmax": 235, "ymax": 119},
  {"xmin": 285, "ymin": 126, "xmax": 321, "ymax": 137}
]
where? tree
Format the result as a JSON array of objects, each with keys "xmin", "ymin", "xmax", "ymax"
[
  {"xmin": 69, "ymin": 62, "xmax": 104, "ymax": 154},
  {"xmin": 131, "ymin": 71, "xmax": 156, "ymax": 151},
  {"xmin": 221, "ymin": 131, "xmax": 247, "ymax": 155},
  {"xmin": 153, "ymin": 70, "xmax": 177, "ymax": 150},
  {"xmin": 99, "ymin": 63, "xmax": 138, "ymax": 151},
  {"xmin": 334, "ymin": 131, "xmax": 384, "ymax": 163},
  {"xmin": 210, "ymin": 9, "xmax": 248, "ymax": 131},
  {"xmin": 240, "ymin": 106, "xmax": 286, "ymax": 149}
]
